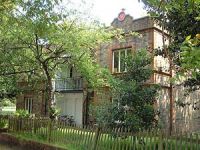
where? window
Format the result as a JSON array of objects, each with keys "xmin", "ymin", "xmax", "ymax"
[
  {"xmin": 112, "ymin": 48, "xmax": 131, "ymax": 73},
  {"xmin": 70, "ymin": 67, "xmax": 73, "ymax": 78},
  {"xmin": 24, "ymin": 97, "xmax": 33, "ymax": 114}
]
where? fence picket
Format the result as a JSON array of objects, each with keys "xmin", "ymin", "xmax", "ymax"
[
  {"xmin": 107, "ymin": 127, "xmax": 112, "ymax": 150},
  {"xmin": 197, "ymin": 133, "xmax": 199, "ymax": 150},
  {"xmin": 102, "ymin": 127, "xmax": 108, "ymax": 150},
  {"xmin": 111, "ymin": 127, "xmax": 115, "ymax": 150},
  {"xmin": 190, "ymin": 133, "xmax": 193, "ymax": 150},
  {"xmin": 196, "ymin": 134, "xmax": 200, "ymax": 149},
  {"xmin": 78, "ymin": 127, "xmax": 83, "ymax": 146},
  {"xmin": 1, "ymin": 116, "xmax": 200, "ymax": 150}
]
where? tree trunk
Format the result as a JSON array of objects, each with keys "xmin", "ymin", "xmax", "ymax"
[
  {"xmin": 42, "ymin": 62, "xmax": 53, "ymax": 117},
  {"xmin": 34, "ymin": 34, "xmax": 54, "ymax": 117}
]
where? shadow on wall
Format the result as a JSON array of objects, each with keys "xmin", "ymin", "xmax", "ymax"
[
  {"xmin": 174, "ymin": 86, "xmax": 200, "ymax": 133},
  {"xmin": 156, "ymin": 89, "xmax": 170, "ymax": 131}
]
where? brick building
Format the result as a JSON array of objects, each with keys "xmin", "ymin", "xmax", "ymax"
[
  {"xmin": 16, "ymin": 81, "xmax": 47, "ymax": 116},
  {"xmin": 16, "ymin": 11, "xmax": 200, "ymax": 133}
]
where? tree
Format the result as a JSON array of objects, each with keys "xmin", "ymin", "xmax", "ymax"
[
  {"xmin": 0, "ymin": 0, "xmax": 22, "ymax": 100},
  {"xmin": 94, "ymin": 50, "xmax": 159, "ymax": 131},
  {"xmin": 140, "ymin": 0, "xmax": 200, "ymax": 90},
  {"xmin": 180, "ymin": 34, "xmax": 200, "ymax": 92},
  {"xmin": 0, "ymin": 0, "xmax": 116, "ymax": 116}
]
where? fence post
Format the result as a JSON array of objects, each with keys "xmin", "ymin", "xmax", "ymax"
[
  {"xmin": 17, "ymin": 118, "xmax": 22, "ymax": 132},
  {"xmin": 33, "ymin": 118, "xmax": 36, "ymax": 134},
  {"xmin": 47, "ymin": 119, "xmax": 52, "ymax": 143},
  {"xmin": 92, "ymin": 125, "xmax": 101, "ymax": 150},
  {"xmin": 158, "ymin": 131, "xmax": 163, "ymax": 150},
  {"xmin": 8, "ymin": 116, "xmax": 10, "ymax": 131}
]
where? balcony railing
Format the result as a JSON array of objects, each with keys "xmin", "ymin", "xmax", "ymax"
[{"xmin": 54, "ymin": 77, "xmax": 83, "ymax": 91}]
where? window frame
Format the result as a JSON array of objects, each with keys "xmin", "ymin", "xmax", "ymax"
[
  {"xmin": 112, "ymin": 47, "xmax": 131, "ymax": 73},
  {"xmin": 24, "ymin": 97, "xmax": 33, "ymax": 114}
]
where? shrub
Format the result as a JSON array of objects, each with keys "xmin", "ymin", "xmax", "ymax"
[
  {"xmin": 0, "ymin": 98, "xmax": 15, "ymax": 107},
  {"xmin": 14, "ymin": 109, "xmax": 30, "ymax": 118},
  {"xmin": 0, "ymin": 121, "xmax": 7, "ymax": 128},
  {"xmin": 93, "ymin": 49, "xmax": 160, "ymax": 131},
  {"xmin": 49, "ymin": 105, "xmax": 60, "ymax": 120}
]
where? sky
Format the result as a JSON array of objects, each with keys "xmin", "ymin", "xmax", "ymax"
[
  {"xmin": 66, "ymin": 0, "xmax": 147, "ymax": 25},
  {"xmin": 90, "ymin": 0, "xmax": 147, "ymax": 25}
]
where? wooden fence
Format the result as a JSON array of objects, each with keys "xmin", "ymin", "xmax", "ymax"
[{"xmin": 1, "ymin": 116, "xmax": 200, "ymax": 150}]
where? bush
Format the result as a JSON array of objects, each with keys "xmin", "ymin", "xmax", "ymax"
[
  {"xmin": 0, "ymin": 121, "xmax": 7, "ymax": 128},
  {"xmin": 49, "ymin": 106, "xmax": 60, "ymax": 120},
  {"xmin": 92, "ymin": 49, "xmax": 160, "ymax": 131},
  {"xmin": 14, "ymin": 109, "xmax": 30, "ymax": 118},
  {"xmin": 0, "ymin": 98, "xmax": 15, "ymax": 107}
]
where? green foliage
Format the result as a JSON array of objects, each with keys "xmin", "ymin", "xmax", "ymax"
[
  {"xmin": 180, "ymin": 34, "xmax": 200, "ymax": 72},
  {"xmin": 142, "ymin": 0, "xmax": 200, "ymax": 57},
  {"xmin": 14, "ymin": 109, "xmax": 30, "ymax": 118},
  {"xmin": 0, "ymin": 0, "xmax": 116, "ymax": 83},
  {"xmin": 0, "ymin": 98, "xmax": 15, "ymax": 107},
  {"xmin": 94, "ymin": 50, "xmax": 159, "ymax": 131},
  {"xmin": 49, "ymin": 105, "xmax": 60, "ymax": 120},
  {"xmin": 117, "ymin": 50, "xmax": 159, "ymax": 130},
  {"xmin": 90, "ymin": 99, "xmax": 118, "ymax": 126},
  {"xmin": 0, "ymin": 0, "xmax": 118, "ymax": 114},
  {"xmin": 141, "ymin": 0, "xmax": 200, "ymax": 106},
  {"xmin": 0, "ymin": 121, "xmax": 7, "ymax": 128},
  {"xmin": 180, "ymin": 34, "xmax": 200, "ymax": 93}
]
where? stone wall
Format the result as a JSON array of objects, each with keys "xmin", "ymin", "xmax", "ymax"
[{"xmin": 173, "ymin": 86, "xmax": 200, "ymax": 133}]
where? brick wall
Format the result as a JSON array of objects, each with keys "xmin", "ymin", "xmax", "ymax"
[{"xmin": 16, "ymin": 81, "xmax": 46, "ymax": 116}]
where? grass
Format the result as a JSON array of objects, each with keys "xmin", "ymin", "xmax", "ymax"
[
  {"xmin": 9, "ymin": 128, "xmax": 200, "ymax": 150},
  {"xmin": 9, "ymin": 132, "xmax": 80, "ymax": 150}
]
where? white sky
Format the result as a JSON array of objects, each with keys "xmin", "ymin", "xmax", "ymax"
[
  {"xmin": 90, "ymin": 0, "xmax": 147, "ymax": 25},
  {"xmin": 66, "ymin": 0, "xmax": 147, "ymax": 25}
]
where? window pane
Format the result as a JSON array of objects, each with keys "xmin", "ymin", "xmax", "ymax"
[
  {"xmin": 113, "ymin": 51, "xmax": 119, "ymax": 72},
  {"xmin": 120, "ymin": 50, "xmax": 126, "ymax": 72},
  {"xmin": 127, "ymin": 49, "xmax": 131, "ymax": 57},
  {"xmin": 25, "ymin": 99, "xmax": 27, "ymax": 110},
  {"xmin": 113, "ymin": 48, "xmax": 132, "ymax": 73},
  {"xmin": 24, "ymin": 98, "xmax": 33, "ymax": 114},
  {"xmin": 70, "ymin": 67, "xmax": 73, "ymax": 78}
]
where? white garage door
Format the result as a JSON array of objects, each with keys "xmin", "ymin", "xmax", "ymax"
[{"xmin": 55, "ymin": 93, "xmax": 83, "ymax": 125}]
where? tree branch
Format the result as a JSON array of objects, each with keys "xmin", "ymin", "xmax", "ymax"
[{"xmin": 0, "ymin": 69, "xmax": 36, "ymax": 76}]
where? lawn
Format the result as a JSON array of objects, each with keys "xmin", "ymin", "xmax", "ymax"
[{"xmin": 10, "ymin": 127, "xmax": 200, "ymax": 150}]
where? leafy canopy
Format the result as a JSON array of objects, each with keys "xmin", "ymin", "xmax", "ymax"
[
  {"xmin": 0, "ymin": 0, "xmax": 119, "ymax": 114},
  {"xmin": 0, "ymin": 0, "xmax": 117, "ymax": 88},
  {"xmin": 141, "ymin": 0, "xmax": 200, "ymax": 91}
]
